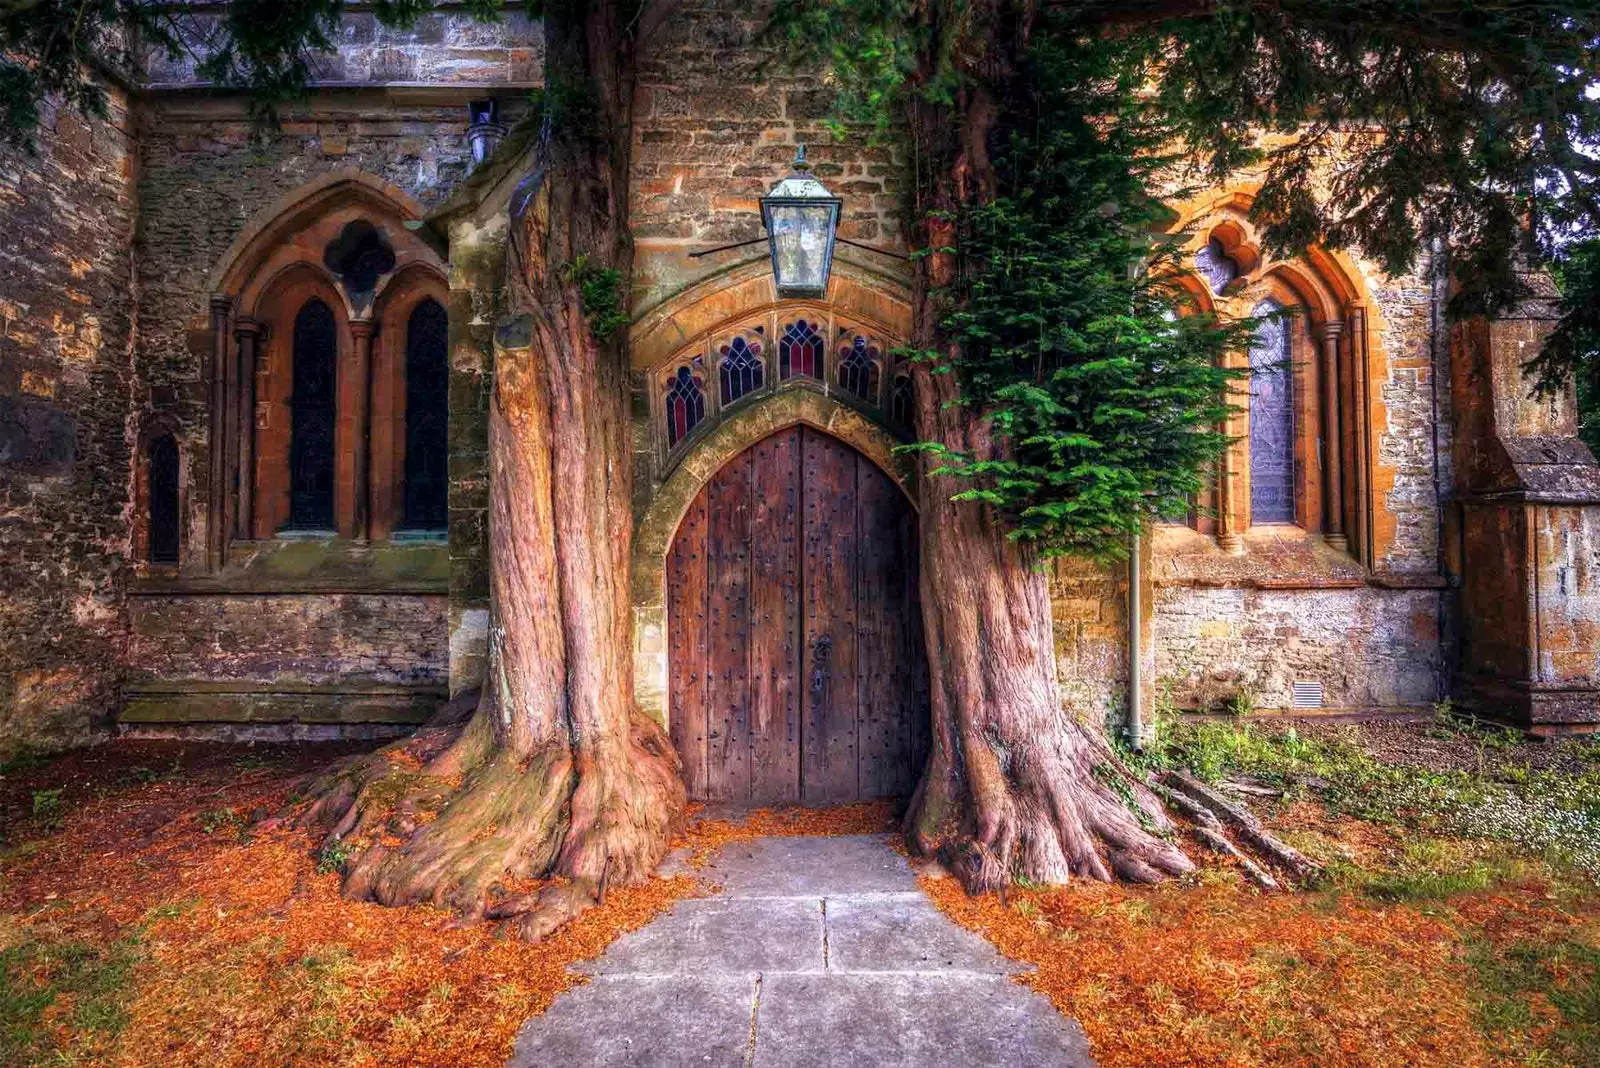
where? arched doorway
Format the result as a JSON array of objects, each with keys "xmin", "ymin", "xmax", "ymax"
[{"xmin": 667, "ymin": 426, "xmax": 930, "ymax": 803}]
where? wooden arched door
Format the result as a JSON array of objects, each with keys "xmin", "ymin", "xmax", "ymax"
[{"xmin": 667, "ymin": 426, "xmax": 930, "ymax": 804}]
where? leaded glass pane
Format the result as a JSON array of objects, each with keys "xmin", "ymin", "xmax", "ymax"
[
  {"xmin": 778, "ymin": 319, "xmax": 823, "ymax": 380},
  {"xmin": 403, "ymin": 299, "xmax": 449, "ymax": 530},
  {"xmin": 836, "ymin": 335, "xmax": 881, "ymax": 402},
  {"xmin": 664, "ymin": 363, "xmax": 705, "ymax": 448},
  {"xmin": 288, "ymin": 298, "xmax": 337, "ymax": 530},
  {"xmin": 1249, "ymin": 300, "xmax": 1295, "ymax": 524},
  {"xmin": 1195, "ymin": 237, "xmax": 1238, "ymax": 293},
  {"xmin": 718, "ymin": 335, "xmax": 765, "ymax": 406}
]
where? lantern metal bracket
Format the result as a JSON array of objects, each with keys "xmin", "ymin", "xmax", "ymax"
[{"xmin": 688, "ymin": 235, "xmax": 908, "ymax": 261}]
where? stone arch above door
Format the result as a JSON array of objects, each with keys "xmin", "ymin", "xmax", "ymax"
[{"xmin": 632, "ymin": 390, "xmax": 916, "ymax": 730}]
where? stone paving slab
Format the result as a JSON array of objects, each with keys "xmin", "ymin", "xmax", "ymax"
[
  {"xmin": 507, "ymin": 973, "xmax": 756, "ymax": 1068},
  {"xmin": 701, "ymin": 836, "xmax": 921, "ymax": 897},
  {"xmin": 508, "ymin": 835, "xmax": 1096, "ymax": 1068},
  {"xmin": 824, "ymin": 893, "xmax": 1023, "ymax": 974},
  {"xmin": 582, "ymin": 897, "xmax": 824, "ymax": 975},
  {"xmin": 752, "ymin": 972, "xmax": 1094, "ymax": 1068}
]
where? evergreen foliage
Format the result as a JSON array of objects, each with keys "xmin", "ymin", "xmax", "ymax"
[{"xmin": 908, "ymin": 32, "xmax": 1242, "ymax": 556}]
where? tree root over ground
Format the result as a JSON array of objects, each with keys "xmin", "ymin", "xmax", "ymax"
[
  {"xmin": 905, "ymin": 728, "xmax": 1321, "ymax": 895},
  {"xmin": 268, "ymin": 701, "xmax": 685, "ymax": 942}
]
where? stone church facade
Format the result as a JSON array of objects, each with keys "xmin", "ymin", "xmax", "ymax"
[{"xmin": 2, "ymin": 3, "xmax": 1597, "ymax": 771}]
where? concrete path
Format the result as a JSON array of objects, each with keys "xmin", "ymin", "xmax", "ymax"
[{"xmin": 507, "ymin": 835, "xmax": 1095, "ymax": 1068}]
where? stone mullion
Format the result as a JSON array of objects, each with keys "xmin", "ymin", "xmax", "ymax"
[
  {"xmin": 350, "ymin": 319, "xmax": 376, "ymax": 543},
  {"xmin": 207, "ymin": 295, "xmax": 232, "ymax": 571},
  {"xmin": 1347, "ymin": 304, "xmax": 1372, "ymax": 564},
  {"xmin": 234, "ymin": 319, "xmax": 262, "ymax": 541},
  {"xmin": 1320, "ymin": 319, "xmax": 1346, "ymax": 551}
]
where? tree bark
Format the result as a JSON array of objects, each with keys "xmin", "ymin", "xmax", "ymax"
[
  {"xmin": 900, "ymin": 41, "xmax": 1194, "ymax": 891},
  {"xmin": 288, "ymin": 0, "xmax": 684, "ymax": 940}
]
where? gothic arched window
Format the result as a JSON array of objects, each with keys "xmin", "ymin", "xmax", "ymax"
[
  {"xmin": 718, "ymin": 336, "xmax": 765, "ymax": 406},
  {"xmin": 890, "ymin": 371, "xmax": 916, "ymax": 430},
  {"xmin": 665, "ymin": 363, "xmax": 705, "ymax": 448},
  {"xmin": 288, "ymin": 297, "xmax": 338, "ymax": 529},
  {"xmin": 778, "ymin": 319, "xmax": 823, "ymax": 380},
  {"xmin": 148, "ymin": 432, "xmax": 180, "ymax": 563},
  {"xmin": 1248, "ymin": 299, "xmax": 1295, "ymax": 524},
  {"xmin": 403, "ymin": 299, "xmax": 449, "ymax": 530},
  {"xmin": 836, "ymin": 335, "xmax": 881, "ymax": 402}
]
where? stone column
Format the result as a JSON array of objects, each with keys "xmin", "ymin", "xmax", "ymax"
[
  {"xmin": 1449, "ymin": 271, "xmax": 1600, "ymax": 732},
  {"xmin": 207, "ymin": 295, "xmax": 231, "ymax": 571},
  {"xmin": 233, "ymin": 319, "xmax": 261, "ymax": 541},
  {"xmin": 1216, "ymin": 414, "xmax": 1243, "ymax": 554},
  {"xmin": 1319, "ymin": 319, "xmax": 1346, "ymax": 550},
  {"xmin": 350, "ymin": 320, "xmax": 376, "ymax": 543}
]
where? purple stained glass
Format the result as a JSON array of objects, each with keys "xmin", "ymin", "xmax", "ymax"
[
  {"xmin": 1249, "ymin": 300, "xmax": 1295, "ymax": 524},
  {"xmin": 836, "ymin": 335, "xmax": 881, "ymax": 402},
  {"xmin": 779, "ymin": 319, "xmax": 823, "ymax": 379},
  {"xmin": 1195, "ymin": 237, "xmax": 1238, "ymax": 293},
  {"xmin": 665, "ymin": 364, "xmax": 705, "ymax": 448},
  {"xmin": 718, "ymin": 335, "xmax": 765, "ymax": 405}
]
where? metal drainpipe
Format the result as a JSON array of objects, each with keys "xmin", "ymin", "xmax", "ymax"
[{"xmin": 1128, "ymin": 530, "xmax": 1143, "ymax": 753}]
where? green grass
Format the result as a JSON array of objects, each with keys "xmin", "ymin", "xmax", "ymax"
[
  {"xmin": 1468, "ymin": 935, "xmax": 1600, "ymax": 1065},
  {"xmin": 0, "ymin": 920, "xmax": 144, "ymax": 1066},
  {"xmin": 1122, "ymin": 712, "xmax": 1600, "ymax": 882}
]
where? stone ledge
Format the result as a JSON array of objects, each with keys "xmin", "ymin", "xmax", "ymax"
[{"xmin": 119, "ymin": 688, "xmax": 443, "ymax": 725}]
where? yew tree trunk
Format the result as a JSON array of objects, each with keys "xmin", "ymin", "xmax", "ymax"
[
  {"xmin": 901, "ymin": 69, "xmax": 1194, "ymax": 890},
  {"xmin": 289, "ymin": 0, "xmax": 684, "ymax": 940}
]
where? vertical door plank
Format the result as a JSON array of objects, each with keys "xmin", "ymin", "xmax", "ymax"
[
  {"xmin": 854, "ymin": 456, "xmax": 916, "ymax": 796},
  {"xmin": 748, "ymin": 428, "xmax": 803, "ymax": 802},
  {"xmin": 666, "ymin": 482, "xmax": 711, "ymax": 800},
  {"xmin": 800, "ymin": 428, "xmax": 861, "ymax": 802},
  {"xmin": 704, "ymin": 450, "xmax": 753, "ymax": 801}
]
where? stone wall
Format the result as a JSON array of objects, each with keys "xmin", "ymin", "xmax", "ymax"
[
  {"xmin": 0, "ymin": 88, "xmax": 138, "ymax": 758},
  {"xmin": 630, "ymin": 0, "xmax": 909, "ymax": 317},
  {"xmin": 142, "ymin": 6, "xmax": 542, "ymax": 88},
  {"xmin": 1154, "ymin": 585, "xmax": 1443, "ymax": 712}
]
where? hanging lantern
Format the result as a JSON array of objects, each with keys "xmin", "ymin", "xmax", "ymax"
[
  {"xmin": 760, "ymin": 145, "xmax": 843, "ymax": 299},
  {"xmin": 466, "ymin": 98, "xmax": 507, "ymax": 167}
]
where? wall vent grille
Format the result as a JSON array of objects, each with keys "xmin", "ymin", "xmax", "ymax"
[{"xmin": 1291, "ymin": 681, "xmax": 1324, "ymax": 709}]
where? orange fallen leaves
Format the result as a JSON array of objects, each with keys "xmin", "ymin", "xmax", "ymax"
[
  {"xmin": 0, "ymin": 747, "xmax": 898, "ymax": 1067},
  {"xmin": 920, "ymin": 827, "xmax": 1600, "ymax": 1068}
]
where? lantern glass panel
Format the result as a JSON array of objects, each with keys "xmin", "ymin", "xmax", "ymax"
[{"xmin": 767, "ymin": 203, "xmax": 836, "ymax": 295}]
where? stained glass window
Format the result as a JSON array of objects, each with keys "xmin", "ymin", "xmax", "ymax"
[
  {"xmin": 718, "ymin": 335, "xmax": 764, "ymax": 406},
  {"xmin": 1195, "ymin": 237, "xmax": 1238, "ymax": 293},
  {"xmin": 288, "ymin": 298, "xmax": 337, "ymax": 529},
  {"xmin": 664, "ymin": 363, "xmax": 705, "ymax": 448},
  {"xmin": 403, "ymin": 299, "xmax": 449, "ymax": 530},
  {"xmin": 1249, "ymin": 299, "xmax": 1296, "ymax": 524},
  {"xmin": 148, "ymin": 432, "xmax": 180, "ymax": 563},
  {"xmin": 778, "ymin": 318, "xmax": 823, "ymax": 380},
  {"xmin": 890, "ymin": 372, "xmax": 916, "ymax": 429},
  {"xmin": 836, "ymin": 335, "xmax": 881, "ymax": 402}
]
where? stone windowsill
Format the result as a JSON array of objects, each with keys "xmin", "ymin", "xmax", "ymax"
[
  {"xmin": 129, "ymin": 535, "xmax": 450, "ymax": 595},
  {"xmin": 1152, "ymin": 524, "xmax": 1446, "ymax": 591}
]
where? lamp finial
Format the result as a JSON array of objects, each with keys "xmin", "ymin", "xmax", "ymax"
[{"xmin": 794, "ymin": 143, "xmax": 808, "ymax": 171}]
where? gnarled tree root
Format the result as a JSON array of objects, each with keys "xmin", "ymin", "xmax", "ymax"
[
  {"xmin": 1160, "ymin": 770, "xmax": 1320, "ymax": 884},
  {"xmin": 905, "ymin": 721, "xmax": 1316, "ymax": 895},
  {"xmin": 273, "ymin": 704, "xmax": 685, "ymax": 941},
  {"xmin": 907, "ymin": 724, "xmax": 1196, "ymax": 893}
]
